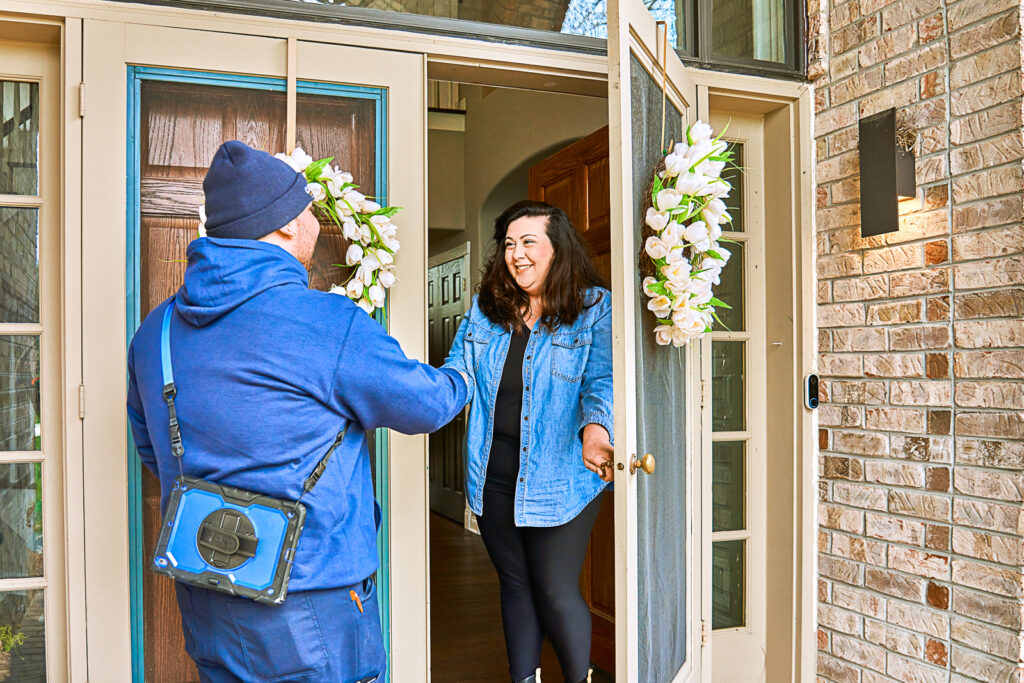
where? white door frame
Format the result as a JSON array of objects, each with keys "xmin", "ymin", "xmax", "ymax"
[{"xmin": 695, "ymin": 73, "xmax": 817, "ymax": 683}]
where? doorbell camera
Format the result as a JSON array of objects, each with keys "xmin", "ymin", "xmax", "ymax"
[{"xmin": 804, "ymin": 374, "xmax": 819, "ymax": 410}]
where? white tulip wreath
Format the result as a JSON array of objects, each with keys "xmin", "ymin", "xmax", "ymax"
[
  {"xmin": 197, "ymin": 147, "xmax": 401, "ymax": 316},
  {"xmin": 642, "ymin": 120, "xmax": 735, "ymax": 347}
]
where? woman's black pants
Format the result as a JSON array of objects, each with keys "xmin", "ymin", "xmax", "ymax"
[{"xmin": 477, "ymin": 489, "xmax": 605, "ymax": 681}]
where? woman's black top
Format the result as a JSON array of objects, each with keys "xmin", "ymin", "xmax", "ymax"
[{"xmin": 484, "ymin": 329, "xmax": 530, "ymax": 493}]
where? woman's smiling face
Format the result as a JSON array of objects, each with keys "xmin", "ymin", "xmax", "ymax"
[{"xmin": 504, "ymin": 215, "xmax": 554, "ymax": 298}]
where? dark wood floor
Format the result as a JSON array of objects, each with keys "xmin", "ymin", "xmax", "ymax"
[{"xmin": 429, "ymin": 513, "xmax": 613, "ymax": 683}]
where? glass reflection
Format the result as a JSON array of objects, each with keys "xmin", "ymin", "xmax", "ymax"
[
  {"xmin": 712, "ymin": 540, "xmax": 744, "ymax": 629},
  {"xmin": 712, "ymin": 341, "xmax": 744, "ymax": 432},
  {"xmin": 0, "ymin": 81, "xmax": 39, "ymax": 195},
  {"xmin": 0, "ymin": 336, "xmax": 41, "ymax": 452},
  {"xmin": 0, "ymin": 464, "xmax": 43, "ymax": 579},
  {"xmin": 292, "ymin": 0, "xmax": 794, "ymax": 66},
  {"xmin": 712, "ymin": 0, "xmax": 786, "ymax": 62},
  {"xmin": 309, "ymin": 0, "xmax": 691, "ymax": 49},
  {"xmin": 0, "ymin": 208, "xmax": 40, "ymax": 324},
  {"xmin": 721, "ymin": 142, "xmax": 743, "ymax": 232},
  {"xmin": 0, "ymin": 590, "xmax": 45, "ymax": 682},
  {"xmin": 712, "ymin": 442, "xmax": 744, "ymax": 532},
  {"xmin": 714, "ymin": 241, "xmax": 743, "ymax": 332}
]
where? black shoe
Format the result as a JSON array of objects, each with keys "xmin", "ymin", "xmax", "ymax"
[{"xmin": 512, "ymin": 675, "xmax": 536, "ymax": 683}]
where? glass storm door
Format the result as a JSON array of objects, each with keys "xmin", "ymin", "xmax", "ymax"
[
  {"xmin": 121, "ymin": 32, "xmax": 426, "ymax": 683},
  {"xmin": 607, "ymin": 1, "xmax": 704, "ymax": 682}
]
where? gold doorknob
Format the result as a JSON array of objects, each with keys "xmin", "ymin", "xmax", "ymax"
[{"xmin": 631, "ymin": 453, "xmax": 656, "ymax": 475}]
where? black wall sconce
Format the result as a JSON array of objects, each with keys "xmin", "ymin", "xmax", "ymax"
[{"xmin": 858, "ymin": 108, "xmax": 916, "ymax": 237}]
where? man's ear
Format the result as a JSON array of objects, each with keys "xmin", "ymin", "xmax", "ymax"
[{"xmin": 277, "ymin": 217, "xmax": 301, "ymax": 238}]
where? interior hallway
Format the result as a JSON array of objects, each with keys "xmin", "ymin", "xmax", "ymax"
[{"xmin": 429, "ymin": 514, "xmax": 613, "ymax": 683}]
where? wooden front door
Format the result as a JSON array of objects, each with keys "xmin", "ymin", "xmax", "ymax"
[
  {"xmin": 427, "ymin": 248, "xmax": 471, "ymax": 523},
  {"xmin": 528, "ymin": 125, "xmax": 615, "ymax": 676},
  {"xmin": 135, "ymin": 74, "xmax": 378, "ymax": 682}
]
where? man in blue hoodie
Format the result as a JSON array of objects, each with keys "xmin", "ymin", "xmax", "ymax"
[{"xmin": 127, "ymin": 141, "xmax": 468, "ymax": 682}]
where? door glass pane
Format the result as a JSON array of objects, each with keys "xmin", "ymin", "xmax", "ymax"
[
  {"xmin": 0, "ymin": 208, "xmax": 39, "ymax": 323},
  {"xmin": 712, "ymin": 341, "xmax": 745, "ymax": 432},
  {"xmin": 711, "ymin": 0, "xmax": 787, "ymax": 63},
  {"xmin": 135, "ymin": 73, "xmax": 389, "ymax": 680},
  {"xmin": 0, "ymin": 589, "xmax": 44, "ymax": 682},
  {"xmin": 631, "ymin": 53, "xmax": 689, "ymax": 681},
  {"xmin": 138, "ymin": 79, "xmax": 289, "ymax": 682},
  {"xmin": 296, "ymin": 91, "xmax": 378, "ymax": 292},
  {"xmin": 0, "ymin": 336, "xmax": 40, "ymax": 452},
  {"xmin": 712, "ymin": 540, "xmax": 744, "ymax": 628},
  {"xmin": 713, "ymin": 241, "xmax": 743, "ymax": 332},
  {"xmin": 139, "ymin": 79, "xmax": 287, "ymax": 316},
  {"xmin": 0, "ymin": 81, "xmax": 40, "ymax": 195},
  {"xmin": 712, "ymin": 441, "xmax": 744, "ymax": 532},
  {"xmin": 0, "ymin": 463, "xmax": 43, "ymax": 579},
  {"xmin": 721, "ymin": 142, "xmax": 743, "ymax": 232}
]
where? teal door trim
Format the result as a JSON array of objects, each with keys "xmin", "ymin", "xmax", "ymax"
[{"xmin": 126, "ymin": 65, "xmax": 391, "ymax": 682}]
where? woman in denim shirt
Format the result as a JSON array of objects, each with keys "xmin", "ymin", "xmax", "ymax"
[{"xmin": 443, "ymin": 200, "xmax": 614, "ymax": 683}]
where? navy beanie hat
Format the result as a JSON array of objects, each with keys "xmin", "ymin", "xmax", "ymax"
[{"xmin": 202, "ymin": 140, "xmax": 313, "ymax": 240}]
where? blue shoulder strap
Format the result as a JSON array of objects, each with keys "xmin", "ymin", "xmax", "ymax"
[
  {"xmin": 161, "ymin": 300, "xmax": 175, "ymax": 389},
  {"xmin": 160, "ymin": 299, "xmax": 186, "ymax": 466}
]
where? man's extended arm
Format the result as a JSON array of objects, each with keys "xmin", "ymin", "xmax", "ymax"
[{"xmin": 331, "ymin": 311, "xmax": 469, "ymax": 434}]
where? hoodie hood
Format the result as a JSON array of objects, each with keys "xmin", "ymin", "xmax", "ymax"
[{"xmin": 176, "ymin": 237, "xmax": 309, "ymax": 327}]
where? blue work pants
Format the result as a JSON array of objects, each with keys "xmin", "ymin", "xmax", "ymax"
[{"xmin": 175, "ymin": 578, "xmax": 386, "ymax": 682}]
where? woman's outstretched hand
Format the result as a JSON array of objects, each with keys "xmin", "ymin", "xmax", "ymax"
[{"xmin": 582, "ymin": 423, "xmax": 615, "ymax": 483}]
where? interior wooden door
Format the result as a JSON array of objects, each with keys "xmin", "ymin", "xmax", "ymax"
[
  {"xmin": 527, "ymin": 126, "xmax": 615, "ymax": 676},
  {"xmin": 427, "ymin": 250, "xmax": 469, "ymax": 523},
  {"xmin": 135, "ymin": 75, "xmax": 377, "ymax": 682}
]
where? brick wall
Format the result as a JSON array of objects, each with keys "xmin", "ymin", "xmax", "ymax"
[{"xmin": 811, "ymin": 0, "xmax": 1024, "ymax": 681}]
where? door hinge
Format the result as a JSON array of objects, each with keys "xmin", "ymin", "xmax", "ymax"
[
  {"xmin": 78, "ymin": 384, "xmax": 85, "ymax": 419},
  {"xmin": 78, "ymin": 83, "xmax": 86, "ymax": 117},
  {"xmin": 701, "ymin": 619, "xmax": 708, "ymax": 646},
  {"xmin": 700, "ymin": 378, "xmax": 709, "ymax": 410}
]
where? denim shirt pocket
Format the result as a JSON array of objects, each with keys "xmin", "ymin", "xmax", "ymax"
[
  {"xmin": 551, "ymin": 328, "xmax": 593, "ymax": 382},
  {"xmin": 465, "ymin": 322, "xmax": 494, "ymax": 371}
]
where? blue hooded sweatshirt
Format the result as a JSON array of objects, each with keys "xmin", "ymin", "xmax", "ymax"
[{"xmin": 127, "ymin": 237, "xmax": 468, "ymax": 591}]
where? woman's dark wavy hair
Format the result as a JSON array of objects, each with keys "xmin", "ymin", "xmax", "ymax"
[{"xmin": 478, "ymin": 200, "xmax": 606, "ymax": 333}]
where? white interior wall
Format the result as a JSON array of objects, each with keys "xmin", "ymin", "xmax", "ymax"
[{"xmin": 427, "ymin": 85, "xmax": 607, "ymax": 280}]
